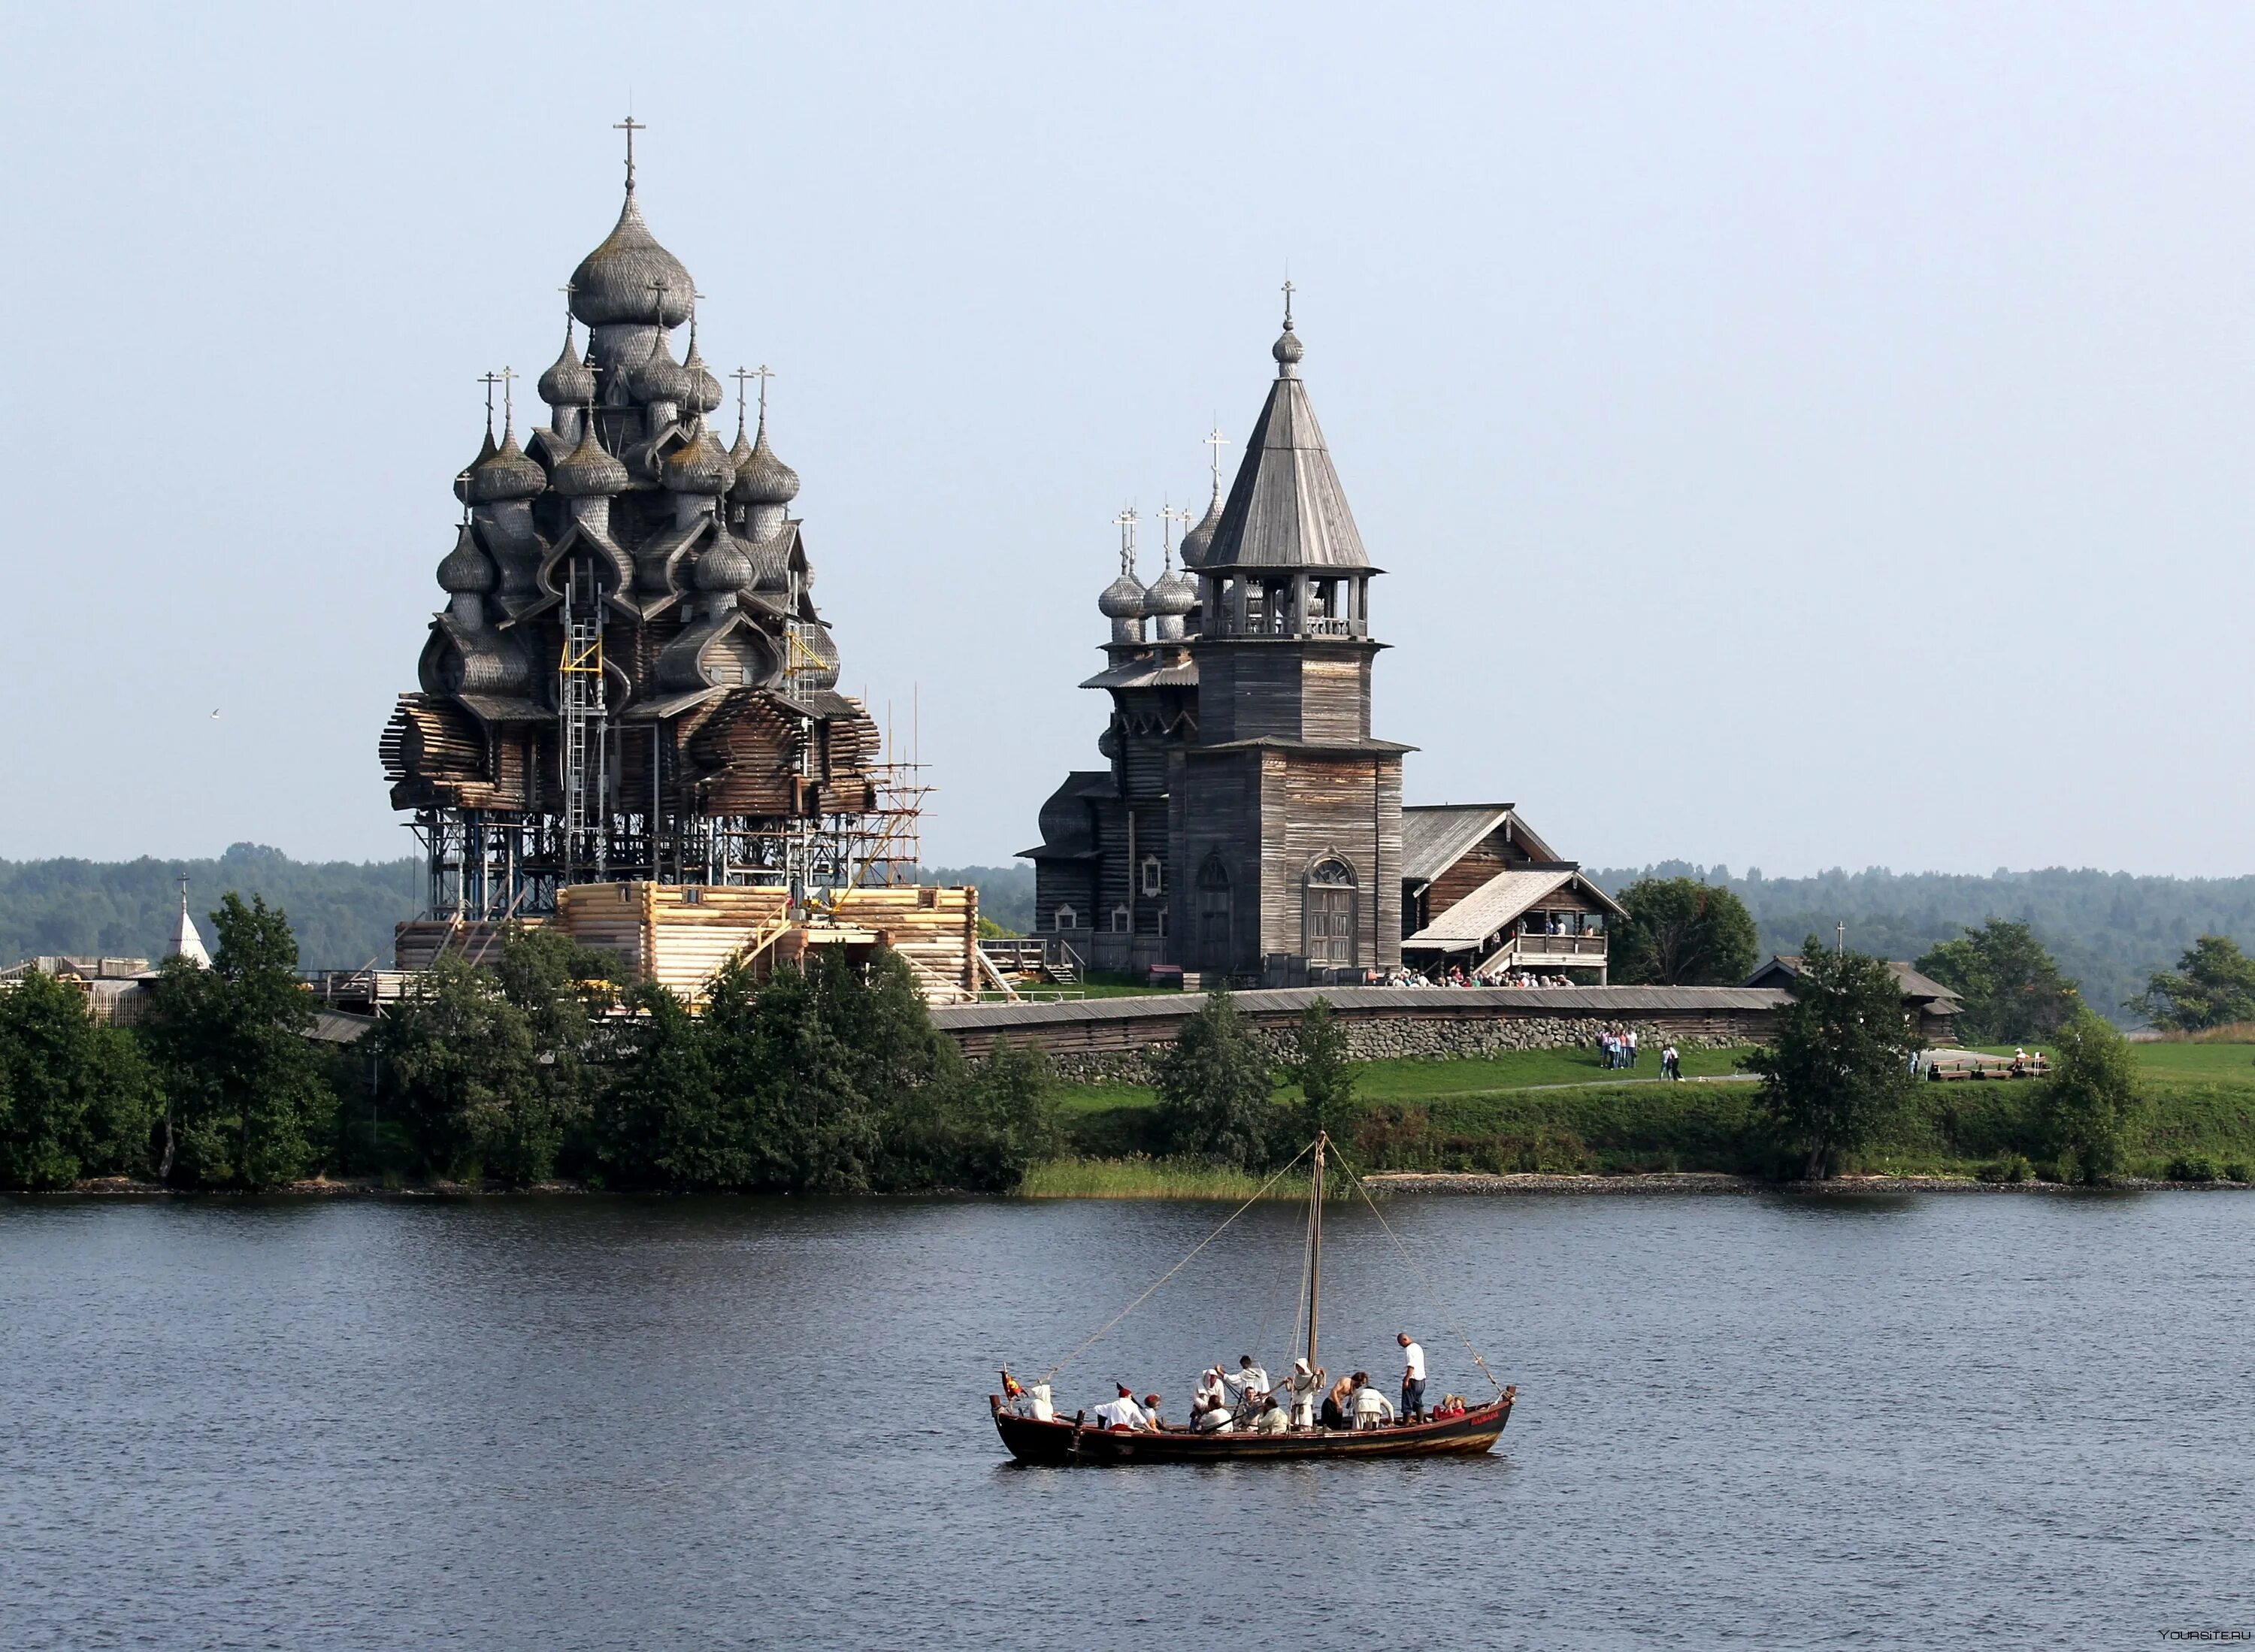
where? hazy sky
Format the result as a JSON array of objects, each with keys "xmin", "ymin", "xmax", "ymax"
[{"xmin": 5, "ymin": 2, "xmax": 2251, "ymax": 876}]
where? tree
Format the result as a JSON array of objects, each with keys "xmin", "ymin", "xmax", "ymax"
[
  {"xmin": 2129, "ymin": 935, "xmax": 2255, "ymax": 1031},
  {"xmin": 1153, "ymin": 987, "xmax": 1276, "ymax": 1170},
  {"xmin": 2039, "ymin": 1006, "xmax": 2140, "ymax": 1183},
  {"xmin": 1612, "ymin": 879, "xmax": 1759, "ymax": 986},
  {"xmin": 1742, "ymin": 937, "xmax": 1918, "ymax": 1179},
  {"xmin": 489, "ymin": 925, "xmax": 619, "ymax": 1180},
  {"xmin": 368, "ymin": 956, "xmax": 540, "ymax": 1181},
  {"xmin": 138, "ymin": 894, "xmax": 334, "ymax": 1188},
  {"xmin": 0, "ymin": 971, "xmax": 156, "ymax": 1188},
  {"xmin": 1285, "ymin": 997, "xmax": 1355, "ymax": 1142},
  {"xmin": 1915, "ymin": 919, "xmax": 2079, "ymax": 1044},
  {"xmin": 596, "ymin": 980, "xmax": 731, "ymax": 1188}
]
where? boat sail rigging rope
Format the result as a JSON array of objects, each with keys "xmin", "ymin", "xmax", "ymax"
[
  {"xmin": 1036, "ymin": 1135, "xmax": 1504, "ymax": 1401},
  {"xmin": 1038, "ymin": 1140, "xmax": 1316, "ymax": 1385},
  {"xmin": 1325, "ymin": 1144, "xmax": 1508, "ymax": 1398}
]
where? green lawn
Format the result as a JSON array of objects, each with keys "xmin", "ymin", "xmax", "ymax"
[{"xmin": 1044, "ymin": 1037, "xmax": 2255, "ymax": 1184}]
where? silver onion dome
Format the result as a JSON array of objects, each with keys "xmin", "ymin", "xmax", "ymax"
[
  {"xmin": 1097, "ymin": 570, "xmax": 1147, "ymax": 620},
  {"xmin": 453, "ymin": 427, "xmax": 498, "ymax": 504},
  {"xmin": 538, "ymin": 326, "xmax": 597, "ymax": 408},
  {"xmin": 664, "ymin": 422, "xmax": 735, "ymax": 495},
  {"xmin": 568, "ymin": 189, "xmax": 695, "ymax": 328},
  {"xmin": 1272, "ymin": 322, "xmax": 1304, "ymax": 371},
  {"xmin": 551, "ymin": 413, "xmax": 630, "ymax": 497},
  {"xmin": 695, "ymin": 532, "xmax": 756, "ymax": 592},
  {"xmin": 681, "ymin": 331, "xmax": 725, "ymax": 416},
  {"xmin": 436, "ymin": 522, "xmax": 496, "ymax": 594},
  {"xmin": 1143, "ymin": 566, "xmax": 1197, "ymax": 619},
  {"xmin": 626, "ymin": 331, "xmax": 695, "ymax": 407},
  {"xmin": 730, "ymin": 422, "xmax": 800, "ymax": 507},
  {"xmin": 1179, "ymin": 495, "xmax": 1222, "ymax": 569},
  {"xmin": 466, "ymin": 426, "xmax": 546, "ymax": 504}
]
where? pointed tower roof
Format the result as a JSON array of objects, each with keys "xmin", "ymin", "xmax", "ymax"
[
  {"xmin": 1201, "ymin": 292, "xmax": 1370, "ymax": 572},
  {"xmin": 166, "ymin": 879, "xmax": 211, "ymax": 969}
]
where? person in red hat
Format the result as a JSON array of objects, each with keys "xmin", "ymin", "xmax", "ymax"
[{"xmin": 1092, "ymin": 1384, "xmax": 1148, "ymax": 1430}]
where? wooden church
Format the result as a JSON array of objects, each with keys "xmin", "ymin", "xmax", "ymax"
[{"xmin": 1024, "ymin": 299, "xmax": 1621, "ymax": 986}]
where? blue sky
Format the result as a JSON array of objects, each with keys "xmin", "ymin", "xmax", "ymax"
[{"xmin": 4, "ymin": 2, "xmax": 2250, "ymax": 874}]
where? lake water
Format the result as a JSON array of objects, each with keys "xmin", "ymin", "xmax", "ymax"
[{"xmin": 2, "ymin": 1189, "xmax": 2249, "ymax": 1650}]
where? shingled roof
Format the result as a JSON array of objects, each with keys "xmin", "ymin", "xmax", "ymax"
[{"xmin": 1200, "ymin": 316, "xmax": 1372, "ymax": 572}]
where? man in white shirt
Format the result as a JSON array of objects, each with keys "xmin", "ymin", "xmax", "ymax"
[
  {"xmin": 1222, "ymin": 1354, "xmax": 1270, "ymax": 1415},
  {"xmin": 1350, "ymin": 1375, "xmax": 1396, "ymax": 1430},
  {"xmin": 1092, "ymin": 1384, "xmax": 1147, "ymax": 1430},
  {"xmin": 1398, "ymin": 1332, "xmax": 1427, "ymax": 1421}
]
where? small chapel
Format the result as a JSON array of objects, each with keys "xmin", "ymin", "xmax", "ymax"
[{"xmin": 1024, "ymin": 299, "xmax": 1621, "ymax": 987}]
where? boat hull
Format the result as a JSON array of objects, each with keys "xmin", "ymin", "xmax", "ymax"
[{"xmin": 989, "ymin": 1388, "xmax": 1515, "ymax": 1465}]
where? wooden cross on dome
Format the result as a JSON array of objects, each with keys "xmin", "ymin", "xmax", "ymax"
[{"xmin": 614, "ymin": 115, "xmax": 644, "ymax": 189}]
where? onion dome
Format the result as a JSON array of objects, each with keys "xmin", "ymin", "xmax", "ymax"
[
  {"xmin": 1179, "ymin": 495, "xmax": 1223, "ymax": 569},
  {"xmin": 538, "ymin": 324, "xmax": 596, "ymax": 409},
  {"xmin": 453, "ymin": 427, "xmax": 498, "ymax": 504},
  {"xmin": 466, "ymin": 425, "xmax": 546, "ymax": 504},
  {"xmin": 664, "ymin": 422, "xmax": 735, "ymax": 495},
  {"xmin": 437, "ymin": 522, "xmax": 496, "ymax": 594},
  {"xmin": 681, "ymin": 325, "xmax": 724, "ymax": 415},
  {"xmin": 1144, "ymin": 566, "xmax": 1197, "ymax": 619},
  {"xmin": 551, "ymin": 412, "xmax": 630, "ymax": 497},
  {"xmin": 626, "ymin": 330, "xmax": 695, "ymax": 408},
  {"xmin": 695, "ymin": 532, "xmax": 757, "ymax": 593},
  {"xmin": 1097, "ymin": 569, "xmax": 1147, "ymax": 620},
  {"xmin": 1273, "ymin": 319, "xmax": 1304, "ymax": 373},
  {"xmin": 569, "ymin": 189, "xmax": 695, "ymax": 328},
  {"xmin": 729, "ymin": 418, "xmax": 801, "ymax": 507},
  {"xmin": 728, "ymin": 415, "xmax": 755, "ymax": 477}
]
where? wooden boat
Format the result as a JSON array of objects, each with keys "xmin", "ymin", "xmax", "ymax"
[
  {"xmin": 989, "ymin": 1389, "xmax": 1515, "ymax": 1464},
  {"xmin": 989, "ymin": 1131, "xmax": 1518, "ymax": 1465}
]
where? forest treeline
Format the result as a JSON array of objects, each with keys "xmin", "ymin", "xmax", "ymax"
[
  {"xmin": 1592, "ymin": 862, "xmax": 2255, "ymax": 1024},
  {"xmin": 6, "ymin": 850, "xmax": 2250, "ymax": 1025},
  {"xmin": 0, "ymin": 895, "xmax": 1056, "ymax": 1194}
]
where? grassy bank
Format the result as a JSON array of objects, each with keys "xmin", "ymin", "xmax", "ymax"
[
  {"xmin": 1016, "ymin": 1157, "xmax": 1283, "ymax": 1200},
  {"xmin": 1040, "ymin": 1040, "xmax": 2255, "ymax": 1191}
]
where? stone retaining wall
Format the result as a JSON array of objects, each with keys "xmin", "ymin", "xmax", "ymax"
[{"xmin": 1043, "ymin": 1017, "xmax": 1742, "ymax": 1086}]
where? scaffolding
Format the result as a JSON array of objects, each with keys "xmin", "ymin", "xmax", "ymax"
[{"xmin": 558, "ymin": 558, "xmax": 609, "ymax": 884}]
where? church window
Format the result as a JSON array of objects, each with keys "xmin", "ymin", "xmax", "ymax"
[
  {"xmin": 1111, "ymin": 904, "xmax": 1131, "ymax": 933},
  {"xmin": 1054, "ymin": 904, "xmax": 1079, "ymax": 930},
  {"xmin": 1304, "ymin": 855, "xmax": 1358, "ymax": 968},
  {"xmin": 1140, "ymin": 855, "xmax": 1164, "ymax": 897}
]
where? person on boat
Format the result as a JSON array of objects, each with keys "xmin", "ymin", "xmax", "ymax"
[
  {"xmin": 1253, "ymin": 1395, "xmax": 1291, "ymax": 1434},
  {"xmin": 1093, "ymin": 1384, "xmax": 1149, "ymax": 1430},
  {"xmin": 1017, "ymin": 1382, "xmax": 1056, "ymax": 1422},
  {"xmin": 1193, "ymin": 1366, "xmax": 1227, "ymax": 1416},
  {"xmin": 1279, "ymin": 1357, "xmax": 1325, "ymax": 1429},
  {"xmin": 1223, "ymin": 1354, "xmax": 1270, "ymax": 1414},
  {"xmin": 1141, "ymin": 1393, "xmax": 1167, "ymax": 1430},
  {"xmin": 1321, "ymin": 1371, "xmax": 1356, "ymax": 1430},
  {"xmin": 1194, "ymin": 1397, "xmax": 1235, "ymax": 1433},
  {"xmin": 1399, "ymin": 1332, "xmax": 1427, "ymax": 1421},
  {"xmin": 1350, "ymin": 1372, "xmax": 1397, "ymax": 1430}
]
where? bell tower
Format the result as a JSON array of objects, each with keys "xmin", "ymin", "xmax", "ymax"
[{"xmin": 1170, "ymin": 292, "xmax": 1409, "ymax": 983}]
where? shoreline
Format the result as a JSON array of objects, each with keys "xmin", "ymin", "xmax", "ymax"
[{"xmin": 14, "ymin": 1172, "xmax": 2255, "ymax": 1201}]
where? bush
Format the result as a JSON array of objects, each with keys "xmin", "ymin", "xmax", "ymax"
[
  {"xmin": 1976, "ymin": 1154, "xmax": 2033, "ymax": 1185},
  {"xmin": 2166, "ymin": 1154, "xmax": 2218, "ymax": 1183},
  {"xmin": 2223, "ymin": 1162, "xmax": 2250, "ymax": 1184}
]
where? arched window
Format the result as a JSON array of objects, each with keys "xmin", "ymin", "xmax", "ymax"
[
  {"xmin": 1053, "ymin": 904, "xmax": 1079, "ymax": 930},
  {"xmin": 1197, "ymin": 852, "xmax": 1233, "ymax": 965},
  {"xmin": 1304, "ymin": 855, "xmax": 1358, "ymax": 968}
]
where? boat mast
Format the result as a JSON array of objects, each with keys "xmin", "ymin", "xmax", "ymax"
[{"xmin": 1306, "ymin": 1132, "xmax": 1324, "ymax": 1373}]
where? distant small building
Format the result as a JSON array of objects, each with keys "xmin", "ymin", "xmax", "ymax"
[
  {"xmin": 0, "ymin": 879, "xmax": 213, "ymax": 1025},
  {"xmin": 1744, "ymin": 955, "xmax": 1962, "ymax": 1045}
]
